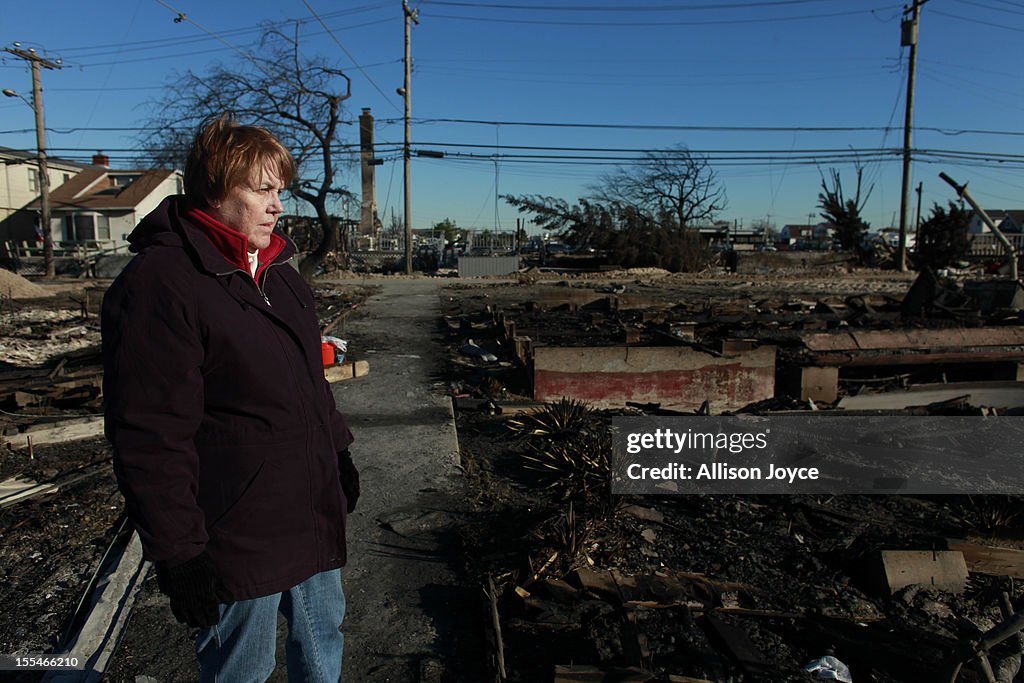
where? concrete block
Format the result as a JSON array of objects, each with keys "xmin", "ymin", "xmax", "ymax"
[{"xmin": 871, "ymin": 550, "xmax": 968, "ymax": 594}]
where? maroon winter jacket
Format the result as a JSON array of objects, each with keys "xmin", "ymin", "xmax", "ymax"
[{"xmin": 102, "ymin": 195, "xmax": 354, "ymax": 601}]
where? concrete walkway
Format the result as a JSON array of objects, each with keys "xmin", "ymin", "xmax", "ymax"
[
  {"xmin": 326, "ymin": 277, "xmax": 481, "ymax": 683},
  {"xmin": 104, "ymin": 277, "xmax": 481, "ymax": 682}
]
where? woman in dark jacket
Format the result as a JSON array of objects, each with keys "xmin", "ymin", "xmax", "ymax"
[{"xmin": 102, "ymin": 113, "xmax": 358, "ymax": 682}]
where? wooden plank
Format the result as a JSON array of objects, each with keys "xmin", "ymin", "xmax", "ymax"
[
  {"xmin": 948, "ymin": 540, "xmax": 1024, "ymax": 579},
  {"xmin": 870, "ymin": 550, "xmax": 968, "ymax": 594},
  {"xmin": 6, "ymin": 415, "xmax": 105, "ymax": 449},
  {"xmin": 43, "ymin": 532, "xmax": 148, "ymax": 682},
  {"xmin": 553, "ymin": 665, "xmax": 654, "ymax": 682},
  {"xmin": 0, "ymin": 477, "xmax": 59, "ymax": 508},
  {"xmin": 324, "ymin": 360, "xmax": 370, "ymax": 383}
]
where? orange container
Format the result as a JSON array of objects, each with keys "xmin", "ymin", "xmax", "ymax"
[{"xmin": 320, "ymin": 341, "xmax": 336, "ymax": 366}]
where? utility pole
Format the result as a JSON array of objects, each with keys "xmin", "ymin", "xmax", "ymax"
[
  {"xmin": 897, "ymin": 0, "xmax": 927, "ymax": 273},
  {"xmin": 4, "ymin": 44, "xmax": 62, "ymax": 278},
  {"xmin": 402, "ymin": 0, "xmax": 419, "ymax": 275},
  {"xmin": 914, "ymin": 181, "xmax": 923, "ymax": 249}
]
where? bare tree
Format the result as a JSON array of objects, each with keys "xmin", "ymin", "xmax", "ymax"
[
  {"xmin": 594, "ymin": 145, "xmax": 727, "ymax": 229},
  {"xmin": 138, "ymin": 26, "xmax": 354, "ymax": 280}
]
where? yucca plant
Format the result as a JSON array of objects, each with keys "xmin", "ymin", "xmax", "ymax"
[
  {"xmin": 959, "ymin": 495, "xmax": 1023, "ymax": 532},
  {"xmin": 521, "ymin": 429, "xmax": 611, "ymax": 499},
  {"xmin": 506, "ymin": 397, "xmax": 598, "ymax": 441}
]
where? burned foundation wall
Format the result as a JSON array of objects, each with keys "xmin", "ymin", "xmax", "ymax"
[{"xmin": 532, "ymin": 345, "xmax": 776, "ymax": 412}]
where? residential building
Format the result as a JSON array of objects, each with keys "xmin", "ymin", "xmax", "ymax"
[
  {"xmin": 779, "ymin": 224, "xmax": 816, "ymax": 247},
  {"xmin": 967, "ymin": 210, "xmax": 1024, "ymax": 235},
  {"xmin": 25, "ymin": 159, "xmax": 183, "ymax": 249},
  {"xmin": 1, "ymin": 146, "xmax": 90, "ymax": 241}
]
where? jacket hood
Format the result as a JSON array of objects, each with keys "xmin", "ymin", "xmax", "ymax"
[
  {"xmin": 128, "ymin": 195, "xmax": 296, "ymax": 275},
  {"xmin": 127, "ymin": 195, "xmax": 186, "ymax": 251}
]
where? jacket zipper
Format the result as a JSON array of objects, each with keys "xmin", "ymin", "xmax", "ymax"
[
  {"xmin": 258, "ymin": 262, "xmax": 289, "ymax": 307},
  {"xmin": 215, "ymin": 264, "xmax": 281, "ymax": 307}
]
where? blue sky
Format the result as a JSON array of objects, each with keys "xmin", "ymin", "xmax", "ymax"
[{"xmin": 3, "ymin": 0, "xmax": 1023, "ymax": 236}]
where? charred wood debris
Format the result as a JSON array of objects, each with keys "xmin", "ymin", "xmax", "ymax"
[
  {"xmin": 0, "ymin": 285, "xmax": 369, "ymax": 677},
  {"xmin": 3, "ymin": 269, "xmax": 1024, "ymax": 681},
  {"xmin": 443, "ymin": 270, "xmax": 1024, "ymax": 683}
]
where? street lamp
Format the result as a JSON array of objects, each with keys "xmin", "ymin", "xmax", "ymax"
[{"xmin": 4, "ymin": 81, "xmax": 55, "ymax": 278}]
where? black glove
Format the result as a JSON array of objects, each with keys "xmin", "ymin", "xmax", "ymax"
[
  {"xmin": 337, "ymin": 449, "xmax": 360, "ymax": 514},
  {"xmin": 154, "ymin": 551, "xmax": 233, "ymax": 628}
]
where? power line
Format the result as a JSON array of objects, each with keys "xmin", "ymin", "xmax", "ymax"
[
  {"xmin": 426, "ymin": 0, "xmax": 862, "ymax": 11},
  {"xmin": 953, "ymin": 0, "xmax": 1024, "ymax": 15},
  {"xmin": 425, "ymin": 4, "xmax": 902, "ymax": 26},
  {"xmin": 151, "ymin": 0, "xmax": 276, "ymax": 78},
  {"xmin": 54, "ymin": 4, "xmax": 390, "ymax": 55},
  {"xmin": 409, "ymin": 117, "xmax": 1024, "ymax": 137},
  {"xmin": 300, "ymin": 0, "xmax": 403, "ymax": 114},
  {"xmin": 2, "ymin": 120, "xmax": 1022, "ymax": 138},
  {"xmin": 932, "ymin": 8, "xmax": 1024, "ymax": 31}
]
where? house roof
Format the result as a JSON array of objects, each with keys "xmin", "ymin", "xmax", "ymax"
[
  {"xmin": 29, "ymin": 168, "xmax": 179, "ymax": 211},
  {"xmin": 988, "ymin": 210, "xmax": 1024, "ymax": 226},
  {"xmin": 969, "ymin": 209, "xmax": 1024, "ymax": 233},
  {"xmin": 0, "ymin": 146, "xmax": 92, "ymax": 172}
]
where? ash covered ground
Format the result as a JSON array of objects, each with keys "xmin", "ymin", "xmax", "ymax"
[
  {"xmin": 2, "ymin": 261, "xmax": 1024, "ymax": 682},
  {"xmin": 440, "ymin": 263, "xmax": 1024, "ymax": 682}
]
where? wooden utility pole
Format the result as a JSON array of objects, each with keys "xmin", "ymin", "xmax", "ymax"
[
  {"xmin": 402, "ymin": 0, "xmax": 419, "ymax": 275},
  {"xmin": 914, "ymin": 181, "xmax": 923, "ymax": 249},
  {"xmin": 897, "ymin": 0, "xmax": 927, "ymax": 273},
  {"xmin": 940, "ymin": 172, "xmax": 1018, "ymax": 280},
  {"xmin": 4, "ymin": 45, "xmax": 62, "ymax": 278}
]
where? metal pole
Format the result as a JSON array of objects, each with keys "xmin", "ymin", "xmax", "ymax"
[
  {"xmin": 897, "ymin": 0, "xmax": 926, "ymax": 273},
  {"xmin": 402, "ymin": 1, "xmax": 418, "ymax": 275}
]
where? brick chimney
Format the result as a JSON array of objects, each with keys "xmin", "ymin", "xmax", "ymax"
[
  {"xmin": 358, "ymin": 109, "xmax": 378, "ymax": 237},
  {"xmin": 92, "ymin": 151, "xmax": 110, "ymax": 167}
]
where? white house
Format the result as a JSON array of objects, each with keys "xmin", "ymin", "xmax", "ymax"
[
  {"xmin": 27, "ymin": 164, "xmax": 183, "ymax": 248},
  {"xmin": 1, "ymin": 146, "xmax": 89, "ymax": 241},
  {"xmin": 967, "ymin": 210, "xmax": 1024, "ymax": 235}
]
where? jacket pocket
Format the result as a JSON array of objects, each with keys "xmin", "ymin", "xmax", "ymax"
[{"xmin": 199, "ymin": 441, "xmax": 309, "ymax": 541}]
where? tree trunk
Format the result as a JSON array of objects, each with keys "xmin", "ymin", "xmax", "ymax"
[{"xmin": 299, "ymin": 199, "xmax": 337, "ymax": 281}]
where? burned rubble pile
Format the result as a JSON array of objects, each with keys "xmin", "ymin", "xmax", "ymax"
[
  {"xmin": 0, "ymin": 284, "xmax": 120, "ymax": 675},
  {"xmin": 443, "ymin": 271, "xmax": 1024, "ymax": 682}
]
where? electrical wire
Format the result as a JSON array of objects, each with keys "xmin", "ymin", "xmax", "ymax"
[
  {"xmin": 425, "ymin": 4, "xmax": 903, "ymax": 27},
  {"xmin": 300, "ymin": 0, "xmax": 403, "ymax": 114},
  {"xmin": 53, "ymin": 4, "xmax": 389, "ymax": 55},
  {"xmin": 71, "ymin": 18, "xmax": 393, "ymax": 69},
  {"xmin": 953, "ymin": 0, "xmax": 1024, "ymax": 15},
  {"xmin": 410, "ymin": 118, "xmax": 1024, "ymax": 137},
  {"xmin": 427, "ymin": 0, "xmax": 861, "ymax": 10},
  {"xmin": 932, "ymin": 8, "xmax": 1024, "ymax": 32}
]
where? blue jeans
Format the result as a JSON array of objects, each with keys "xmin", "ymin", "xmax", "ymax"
[{"xmin": 195, "ymin": 569, "xmax": 346, "ymax": 683}]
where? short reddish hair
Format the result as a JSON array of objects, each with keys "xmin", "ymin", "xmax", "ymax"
[{"xmin": 183, "ymin": 113, "xmax": 296, "ymax": 206}]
